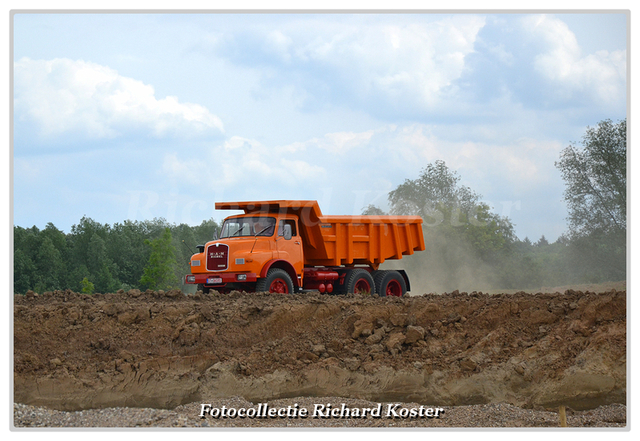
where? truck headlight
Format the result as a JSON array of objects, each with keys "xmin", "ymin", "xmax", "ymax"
[
  {"xmin": 237, "ymin": 274, "xmax": 247, "ymax": 281},
  {"xmin": 186, "ymin": 275, "xmax": 196, "ymax": 283}
]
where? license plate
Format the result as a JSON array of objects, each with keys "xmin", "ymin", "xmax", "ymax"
[{"xmin": 207, "ymin": 277, "xmax": 223, "ymax": 284}]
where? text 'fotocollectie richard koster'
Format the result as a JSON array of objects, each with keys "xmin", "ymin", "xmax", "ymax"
[{"xmin": 199, "ymin": 402, "xmax": 445, "ymax": 420}]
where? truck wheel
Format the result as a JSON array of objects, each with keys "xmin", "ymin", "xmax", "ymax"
[
  {"xmin": 343, "ymin": 268, "xmax": 375, "ymax": 295},
  {"xmin": 373, "ymin": 270, "xmax": 407, "ymax": 297},
  {"xmin": 256, "ymin": 268, "xmax": 293, "ymax": 294}
]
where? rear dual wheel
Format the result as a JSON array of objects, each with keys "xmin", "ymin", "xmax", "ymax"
[
  {"xmin": 373, "ymin": 270, "xmax": 407, "ymax": 297},
  {"xmin": 341, "ymin": 268, "xmax": 375, "ymax": 295}
]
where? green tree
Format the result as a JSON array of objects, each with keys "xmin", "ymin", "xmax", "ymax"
[
  {"xmin": 13, "ymin": 248, "xmax": 36, "ymax": 294},
  {"xmin": 139, "ymin": 227, "xmax": 179, "ymax": 290},
  {"xmin": 33, "ymin": 236, "xmax": 65, "ymax": 292},
  {"xmin": 192, "ymin": 218, "xmax": 221, "ymax": 244},
  {"xmin": 67, "ymin": 264, "xmax": 92, "ymax": 293},
  {"xmin": 87, "ymin": 233, "xmax": 120, "ymax": 292},
  {"xmin": 361, "ymin": 204, "xmax": 388, "ymax": 215},
  {"xmin": 81, "ymin": 277, "xmax": 95, "ymax": 294},
  {"xmin": 536, "ymin": 235, "xmax": 549, "ymax": 247},
  {"xmin": 387, "ymin": 160, "xmax": 514, "ymax": 253},
  {"xmin": 14, "ymin": 217, "xmax": 221, "ymax": 293},
  {"xmin": 14, "ymin": 226, "xmax": 44, "ymax": 293},
  {"xmin": 555, "ymin": 118, "xmax": 626, "ymax": 281},
  {"xmin": 389, "ymin": 160, "xmax": 481, "ymax": 219},
  {"xmin": 556, "ymin": 119, "xmax": 626, "ymax": 236},
  {"xmin": 68, "ymin": 217, "xmax": 109, "ymax": 268},
  {"xmin": 108, "ymin": 220, "xmax": 153, "ymax": 288},
  {"xmin": 380, "ymin": 160, "xmax": 517, "ymax": 292}
]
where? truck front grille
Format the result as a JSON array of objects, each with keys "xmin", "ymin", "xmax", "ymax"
[{"xmin": 206, "ymin": 243, "xmax": 229, "ymax": 271}]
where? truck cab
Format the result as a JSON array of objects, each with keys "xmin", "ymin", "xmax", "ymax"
[{"xmin": 186, "ymin": 212, "xmax": 304, "ymax": 293}]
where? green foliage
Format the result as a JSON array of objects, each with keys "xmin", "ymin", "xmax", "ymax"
[
  {"xmin": 13, "ymin": 217, "xmax": 220, "ymax": 294},
  {"xmin": 389, "ymin": 160, "xmax": 481, "ymax": 218},
  {"xmin": 436, "ymin": 202, "xmax": 515, "ymax": 260},
  {"xmin": 555, "ymin": 118, "xmax": 626, "ymax": 282},
  {"xmin": 361, "ymin": 204, "xmax": 387, "ymax": 215},
  {"xmin": 556, "ymin": 119, "xmax": 626, "ymax": 236},
  {"xmin": 80, "ymin": 277, "xmax": 95, "ymax": 294},
  {"xmin": 34, "ymin": 236, "xmax": 65, "ymax": 291},
  {"xmin": 13, "ymin": 248, "xmax": 36, "ymax": 294},
  {"xmin": 139, "ymin": 228, "xmax": 179, "ymax": 291},
  {"xmin": 379, "ymin": 160, "xmax": 518, "ymax": 291}
]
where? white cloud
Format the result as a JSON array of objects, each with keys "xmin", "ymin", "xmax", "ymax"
[
  {"xmin": 322, "ymin": 131, "xmax": 375, "ymax": 153},
  {"xmin": 393, "ymin": 124, "xmax": 441, "ymax": 162},
  {"xmin": 281, "ymin": 129, "xmax": 376, "ymax": 155},
  {"xmin": 524, "ymin": 15, "xmax": 626, "ymax": 106},
  {"xmin": 220, "ymin": 15, "xmax": 487, "ymax": 113},
  {"xmin": 14, "ymin": 57, "xmax": 224, "ymax": 142},
  {"xmin": 162, "ymin": 122, "xmax": 564, "ymax": 216},
  {"xmin": 280, "ymin": 159, "xmax": 325, "ymax": 182},
  {"xmin": 163, "ymin": 134, "xmax": 328, "ymax": 190},
  {"xmin": 223, "ymin": 136, "xmax": 263, "ymax": 152},
  {"xmin": 162, "ymin": 152, "xmax": 194, "ymax": 183}
]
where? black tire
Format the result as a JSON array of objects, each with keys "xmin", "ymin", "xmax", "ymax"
[
  {"xmin": 341, "ymin": 268, "xmax": 375, "ymax": 295},
  {"xmin": 256, "ymin": 268, "xmax": 294, "ymax": 294},
  {"xmin": 373, "ymin": 270, "xmax": 407, "ymax": 297}
]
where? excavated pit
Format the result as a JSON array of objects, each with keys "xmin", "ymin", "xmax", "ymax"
[{"xmin": 14, "ymin": 288, "xmax": 626, "ymax": 412}]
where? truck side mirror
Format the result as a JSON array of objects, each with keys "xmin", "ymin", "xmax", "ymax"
[{"xmin": 283, "ymin": 224, "xmax": 292, "ymax": 240}]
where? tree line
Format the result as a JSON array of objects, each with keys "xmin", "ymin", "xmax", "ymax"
[
  {"xmin": 13, "ymin": 217, "xmax": 219, "ymax": 294},
  {"xmin": 13, "ymin": 119, "xmax": 625, "ymax": 294}
]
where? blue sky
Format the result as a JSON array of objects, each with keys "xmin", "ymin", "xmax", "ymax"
[{"xmin": 11, "ymin": 10, "xmax": 628, "ymax": 242}]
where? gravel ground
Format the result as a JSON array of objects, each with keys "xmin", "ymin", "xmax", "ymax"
[{"xmin": 13, "ymin": 398, "xmax": 627, "ymax": 428}]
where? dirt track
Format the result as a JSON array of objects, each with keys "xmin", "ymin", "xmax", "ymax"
[{"xmin": 13, "ymin": 288, "xmax": 626, "ymax": 426}]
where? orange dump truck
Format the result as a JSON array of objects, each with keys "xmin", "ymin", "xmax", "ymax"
[{"xmin": 185, "ymin": 200, "xmax": 425, "ymax": 296}]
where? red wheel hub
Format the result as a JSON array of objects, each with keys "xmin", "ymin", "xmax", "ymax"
[
  {"xmin": 269, "ymin": 278, "xmax": 289, "ymax": 294},
  {"xmin": 354, "ymin": 279, "xmax": 371, "ymax": 294},
  {"xmin": 385, "ymin": 279, "xmax": 402, "ymax": 296}
]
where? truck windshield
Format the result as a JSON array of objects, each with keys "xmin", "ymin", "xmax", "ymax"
[{"xmin": 220, "ymin": 217, "xmax": 276, "ymax": 238}]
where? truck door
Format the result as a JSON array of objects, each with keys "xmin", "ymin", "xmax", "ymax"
[{"xmin": 276, "ymin": 219, "xmax": 304, "ymax": 281}]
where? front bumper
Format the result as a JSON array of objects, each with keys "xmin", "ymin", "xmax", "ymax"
[{"xmin": 184, "ymin": 272, "xmax": 258, "ymax": 286}]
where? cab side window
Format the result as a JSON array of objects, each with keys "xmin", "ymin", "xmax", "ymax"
[{"xmin": 278, "ymin": 220, "xmax": 297, "ymax": 238}]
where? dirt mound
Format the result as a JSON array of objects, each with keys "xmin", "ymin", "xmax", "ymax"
[{"xmin": 14, "ymin": 288, "xmax": 626, "ymax": 412}]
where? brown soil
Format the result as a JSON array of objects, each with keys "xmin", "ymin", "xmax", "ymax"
[{"xmin": 14, "ymin": 288, "xmax": 626, "ymax": 415}]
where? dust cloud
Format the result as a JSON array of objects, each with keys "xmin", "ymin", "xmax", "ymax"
[{"xmin": 383, "ymin": 227, "xmax": 496, "ymax": 295}]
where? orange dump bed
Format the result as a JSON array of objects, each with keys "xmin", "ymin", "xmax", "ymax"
[{"xmin": 215, "ymin": 200, "xmax": 425, "ymax": 267}]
